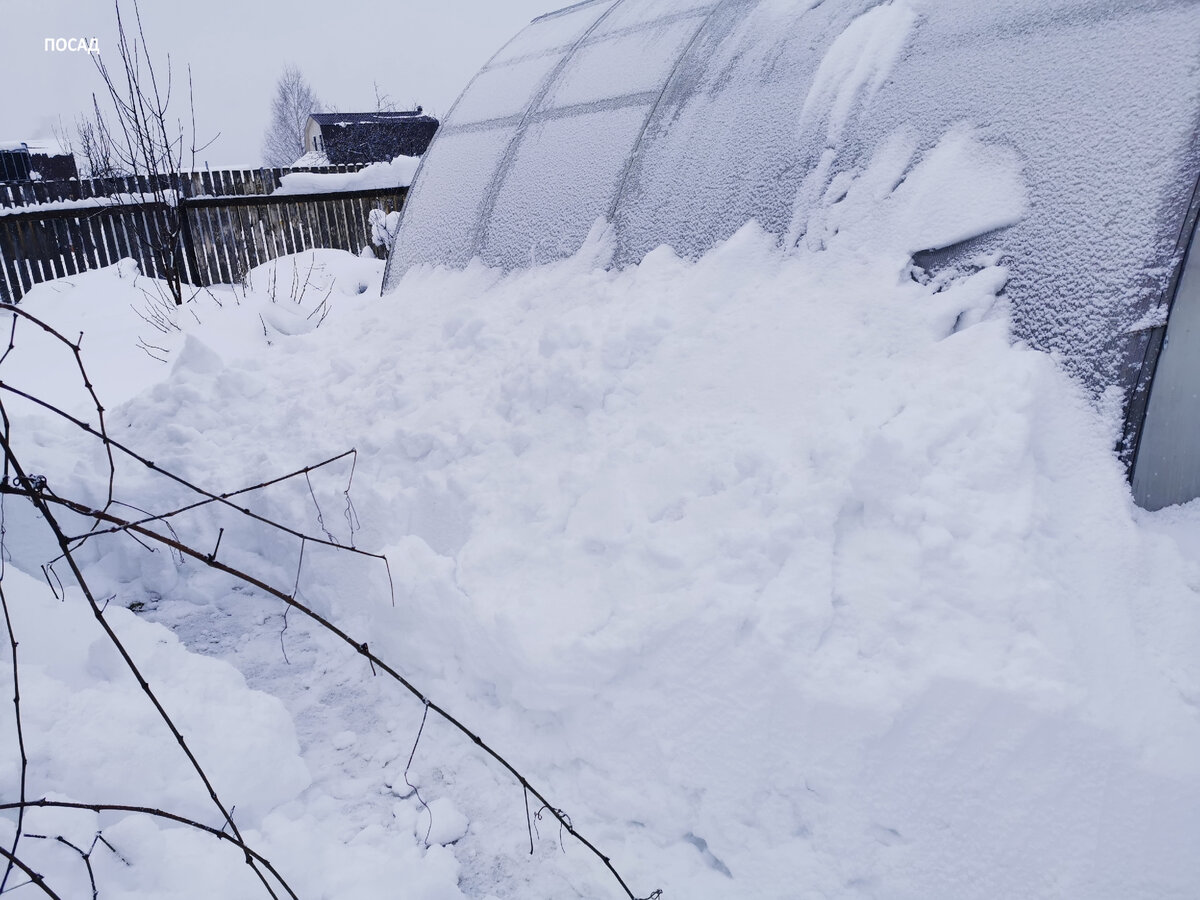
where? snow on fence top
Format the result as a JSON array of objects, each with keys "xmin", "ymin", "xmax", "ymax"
[{"xmin": 384, "ymin": 0, "xmax": 1200, "ymax": 509}]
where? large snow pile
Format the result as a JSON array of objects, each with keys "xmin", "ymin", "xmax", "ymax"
[
  {"xmin": 274, "ymin": 155, "xmax": 421, "ymax": 195},
  {"xmin": 2, "ymin": 218, "xmax": 1200, "ymax": 898}
]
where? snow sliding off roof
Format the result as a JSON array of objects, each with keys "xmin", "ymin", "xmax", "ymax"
[{"xmin": 386, "ymin": 0, "xmax": 1200, "ymax": 506}]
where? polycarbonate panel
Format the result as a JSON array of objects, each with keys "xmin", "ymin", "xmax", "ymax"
[
  {"xmin": 1132, "ymin": 215, "xmax": 1200, "ymax": 511},
  {"xmin": 490, "ymin": 0, "xmax": 617, "ymax": 65},
  {"xmin": 614, "ymin": 0, "xmax": 865, "ymax": 265},
  {"xmin": 449, "ymin": 53, "xmax": 566, "ymax": 126},
  {"xmin": 542, "ymin": 14, "xmax": 707, "ymax": 110},
  {"xmin": 387, "ymin": 127, "xmax": 517, "ymax": 271},
  {"xmin": 480, "ymin": 104, "xmax": 652, "ymax": 269},
  {"xmin": 589, "ymin": 0, "xmax": 716, "ymax": 33}
]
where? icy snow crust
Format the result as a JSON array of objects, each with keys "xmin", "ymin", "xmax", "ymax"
[
  {"xmin": 386, "ymin": 0, "xmax": 1200, "ymax": 411},
  {"xmin": 4, "ymin": 229, "xmax": 1200, "ymax": 897}
]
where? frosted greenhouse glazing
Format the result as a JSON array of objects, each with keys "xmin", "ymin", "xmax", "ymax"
[{"xmin": 385, "ymin": 0, "xmax": 1200, "ymax": 507}]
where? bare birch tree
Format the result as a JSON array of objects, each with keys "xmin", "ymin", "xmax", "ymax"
[{"xmin": 262, "ymin": 66, "xmax": 321, "ymax": 166}]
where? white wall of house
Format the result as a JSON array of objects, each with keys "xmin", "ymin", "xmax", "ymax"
[{"xmin": 303, "ymin": 118, "xmax": 323, "ymax": 153}]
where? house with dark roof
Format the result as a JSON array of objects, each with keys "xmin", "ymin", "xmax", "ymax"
[
  {"xmin": 301, "ymin": 110, "xmax": 439, "ymax": 166},
  {"xmin": 0, "ymin": 140, "xmax": 79, "ymax": 181}
]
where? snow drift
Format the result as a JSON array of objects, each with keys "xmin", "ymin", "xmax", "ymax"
[{"xmin": 2, "ymin": 203, "xmax": 1199, "ymax": 897}]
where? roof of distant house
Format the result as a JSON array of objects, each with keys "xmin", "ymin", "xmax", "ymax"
[
  {"xmin": 0, "ymin": 138, "xmax": 71, "ymax": 156},
  {"xmin": 309, "ymin": 110, "xmax": 436, "ymax": 128}
]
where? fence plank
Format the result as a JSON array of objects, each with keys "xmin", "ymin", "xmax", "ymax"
[
  {"xmin": 261, "ymin": 201, "xmax": 282, "ymax": 263},
  {"xmin": 136, "ymin": 205, "xmax": 162, "ymax": 279},
  {"xmin": 213, "ymin": 204, "xmax": 232, "ymax": 282},
  {"xmin": 40, "ymin": 218, "xmax": 62, "ymax": 279},
  {"xmin": 285, "ymin": 202, "xmax": 301, "ymax": 255},
  {"xmin": 21, "ymin": 216, "xmax": 48, "ymax": 283},
  {"xmin": 231, "ymin": 204, "xmax": 251, "ymax": 281},
  {"xmin": 178, "ymin": 208, "xmax": 200, "ymax": 286},
  {"xmin": 249, "ymin": 205, "xmax": 269, "ymax": 272},
  {"xmin": 80, "ymin": 211, "xmax": 105, "ymax": 269},
  {"xmin": 56, "ymin": 218, "xmax": 75, "ymax": 277},
  {"xmin": 56, "ymin": 219, "xmax": 78, "ymax": 277},
  {"xmin": 111, "ymin": 204, "xmax": 136, "ymax": 264},
  {"xmin": 339, "ymin": 197, "xmax": 355, "ymax": 255},
  {"xmin": 277, "ymin": 200, "xmax": 297, "ymax": 256},
  {"xmin": 223, "ymin": 203, "xmax": 243, "ymax": 278},
  {"xmin": 132, "ymin": 205, "xmax": 153, "ymax": 275},
  {"xmin": 307, "ymin": 205, "xmax": 326, "ymax": 256},
  {"xmin": 11, "ymin": 220, "xmax": 35, "ymax": 295},
  {"xmin": 123, "ymin": 206, "xmax": 148, "ymax": 275},
  {"xmin": 235, "ymin": 204, "xmax": 256, "ymax": 274},
  {"xmin": 70, "ymin": 216, "xmax": 91, "ymax": 273},
  {"xmin": 15, "ymin": 217, "xmax": 44, "ymax": 285},
  {"xmin": 350, "ymin": 196, "xmax": 368, "ymax": 251},
  {"xmin": 63, "ymin": 217, "xmax": 84, "ymax": 275},
  {"xmin": 330, "ymin": 196, "xmax": 349, "ymax": 254},
  {"xmin": 343, "ymin": 196, "xmax": 359, "ymax": 252},
  {"xmin": 210, "ymin": 204, "xmax": 231, "ymax": 283},
  {"xmin": 316, "ymin": 195, "xmax": 333, "ymax": 254},
  {"xmin": 98, "ymin": 209, "xmax": 120, "ymax": 268},
  {"xmin": 222, "ymin": 202, "xmax": 244, "ymax": 283},
  {"xmin": 197, "ymin": 207, "xmax": 220, "ymax": 287},
  {"xmin": 206, "ymin": 204, "xmax": 230, "ymax": 284},
  {"xmin": 0, "ymin": 220, "xmax": 24, "ymax": 302}
]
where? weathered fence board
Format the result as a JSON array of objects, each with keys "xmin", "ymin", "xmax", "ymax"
[{"xmin": 0, "ymin": 187, "xmax": 406, "ymax": 302}]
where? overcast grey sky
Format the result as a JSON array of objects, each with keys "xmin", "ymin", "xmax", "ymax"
[{"xmin": 2, "ymin": 0, "xmax": 556, "ymax": 166}]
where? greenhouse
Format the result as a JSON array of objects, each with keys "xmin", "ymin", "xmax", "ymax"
[{"xmin": 385, "ymin": 0, "xmax": 1200, "ymax": 510}]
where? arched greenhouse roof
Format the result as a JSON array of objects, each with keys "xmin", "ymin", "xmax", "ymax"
[{"xmin": 385, "ymin": 0, "xmax": 1200, "ymax": 508}]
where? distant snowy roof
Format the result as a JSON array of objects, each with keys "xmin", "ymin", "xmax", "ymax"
[
  {"xmin": 0, "ymin": 138, "xmax": 71, "ymax": 156},
  {"xmin": 309, "ymin": 111, "xmax": 432, "ymax": 128}
]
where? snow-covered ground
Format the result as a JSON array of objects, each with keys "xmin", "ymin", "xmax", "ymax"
[{"xmin": 2, "ymin": 223, "xmax": 1199, "ymax": 899}]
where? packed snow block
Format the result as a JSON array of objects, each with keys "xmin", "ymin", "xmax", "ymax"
[{"xmin": 384, "ymin": 0, "xmax": 1200, "ymax": 509}]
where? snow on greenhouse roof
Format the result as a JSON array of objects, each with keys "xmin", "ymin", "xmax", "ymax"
[{"xmin": 385, "ymin": 0, "xmax": 1200, "ymax": 503}]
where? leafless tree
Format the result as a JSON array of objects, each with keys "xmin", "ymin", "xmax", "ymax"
[
  {"xmin": 263, "ymin": 66, "xmax": 322, "ymax": 166},
  {"xmin": 54, "ymin": 113, "xmax": 125, "ymax": 178},
  {"xmin": 87, "ymin": 0, "xmax": 216, "ymax": 305},
  {"xmin": 373, "ymin": 81, "xmax": 397, "ymax": 113}
]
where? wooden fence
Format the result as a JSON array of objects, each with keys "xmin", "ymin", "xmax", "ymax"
[
  {"xmin": 0, "ymin": 165, "xmax": 369, "ymax": 208},
  {"xmin": 0, "ymin": 187, "xmax": 406, "ymax": 303}
]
